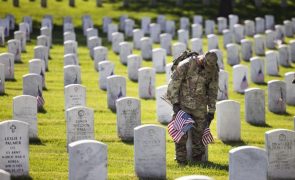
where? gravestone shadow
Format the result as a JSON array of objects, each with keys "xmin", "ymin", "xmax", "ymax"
[
  {"xmin": 29, "ymin": 137, "xmax": 45, "ymax": 145},
  {"xmin": 0, "ymin": 92, "xmax": 9, "ymax": 96},
  {"xmin": 222, "ymin": 140, "xmax": 247, "ymax": 147},
  {"xmin": 248, "ymin": 122, "xmax": 272, "ymax": 128},
  {"xmin": 6, "ymin": 79, "xmax": 17, "ymax": 82},
  {"xmin": 122, "ymin": 139, "xmax": 134, "ymax": 145},
  {"xmin": 11, "ymin": 175, "xmax": 33, "ymax": 180},
  {"xmin": 188, "ymin": 160, "xmax": 228, "ymax": 171},
  {"xmin": 38, "ymin": 107, "xmax": 47, "ymax": 114}
]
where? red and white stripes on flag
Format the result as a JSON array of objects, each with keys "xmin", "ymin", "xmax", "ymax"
[
  {"xmin": 168, "ymin": 110, "xmax": 195, "ymax": 143},
  {"xmin": 37, "ymin": 87, "xmax": 45, "ymax": 108},
  {"xmin": 202, "ymin": 127, "xmax": 214, "ymax": 146}
]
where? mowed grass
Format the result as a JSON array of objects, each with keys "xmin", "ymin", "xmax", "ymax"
[{"xmin": 0, "ymin": 0, "xmax": 295, "ymax": 179}]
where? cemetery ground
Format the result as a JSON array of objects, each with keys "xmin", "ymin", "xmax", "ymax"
[{"xmin": 0, "ymin": 0, "xmax": 295, "ymax": 179}]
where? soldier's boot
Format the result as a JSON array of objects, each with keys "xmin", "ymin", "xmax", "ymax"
[
  {"xmin": 176, "ymin": 159, "xmax": 188, "ymax": 166},
  {"xmin": 192, "ymin": 153, "xmax": 204, "ymax": 163}
]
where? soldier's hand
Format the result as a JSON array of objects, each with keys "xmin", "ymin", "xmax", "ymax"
[
  {"xmin": 206, "ymin": 112, "xmax": 214, "ymax": 125},
  {"xmin": 173, "ymin": 103, "xmax": 181, "ymax": 114}
]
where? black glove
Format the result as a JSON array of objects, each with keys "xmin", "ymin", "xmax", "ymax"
[
  {"xmin": 206, "ymin": 112, "xmax": 214, "ymax": 126},
  {"xmin": 173, "ymin": 103, "xmax": 181, "ymax": 114}
]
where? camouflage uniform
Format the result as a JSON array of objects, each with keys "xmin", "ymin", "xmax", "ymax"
[{"xmin": 167, "ymin": 52, "xmax": 219, "ymax": 162}]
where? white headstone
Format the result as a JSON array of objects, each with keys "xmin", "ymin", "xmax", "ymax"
[
  {"xmin": 223, "ymin": 29, "xmax": 234, "ymax": 48},
  {"xmin": 180, "ymin": 17, "xmax": 190, "ymax": 31},
  {"xmin": 64, "ymin": 54, "xmax": 78, "ymax": 66},
  {"xmin": 268, "ymin": 80, "xmax": 286, "ymax": 114},
  {"xmin": 229, "ymin": 146, "xmax": 267, "ymax": 180},
  {"xmin": 64, "ymin": 32, "xmax": 76, "ymax": 42},
  {"xmin": 207, "ymin": 34, "xmax": 219, "ymax": 50},
  {"xmin": 265, "ymin": 129, "xmax": 295, "ymax": 179},
  {"xmin": 29, "ymin": 59, "xmax": 46, "ymax": 88},
  {"xmin": 265, "ymin": 15, "xmax": 275, "ymax": 30},
  {"xmin": 229, "ymin": 14, "xmax": 239, "ymax": 31},
  {"xmin": 157, "ymin": 15, "xmax": 166, "ymax": 32},
  {"xmin": 241, "ymin": 39, "xmax": 252, "ymax": 61},
  {"xmin": 133, "ymin": 29, "xmax": 143, "ymax": 50},
  {"xmin": 0, "ymin": 120, "xmax": 29, "ymax": 176},
  {"xmin": 34, "ymin": 45, "xmax": 49, "ymax": 71},
  {"xmin": 265, "ymin": 30, "xmax": 276, "ymax": 49},
  {"xmin": 14, "ymin": 31, "xmax": 26, "ymax": 52},
  {"xmin": 233, "ymin": 24, "xmax": 244, "ymax": 44},
  {"xmin": 107, "ymin": 24, "xmax": 118, "ymax": 42},
  {"xmin": 265, "ymin": 51, "xmax": 280, "ymax": 76},
  {"xmin": 152, "ymin": 48, "xmax": 166, "ymax": 73},
  {"xmin": 160, "ymin": 33, "xmax": 172, "ymax": 55},
  {"xmin": 138, "ymin": 67, "xmax": 155, "ymax": 99},
  {"xmin": 124, "ymin": 19, "xmax": 135, "ymax": 38},
  {"xmin": 116, "ymin": 97, "xmax": 141, "ymax": 141},
  {"xmin": 156, "ymin": 85, "xmax": 173, "ymax": 124},
  {"xmin": 233, "ymin": 64, "xmax": 249, "ymax": 93},
  {"xmin": 107, "ymin": 75, "xmax": 126, "ymax": 111},
  {"xmin": 190, "ymin": 38, "xmax": 203, "ymax": 54},
  {"xmin": 284, "ymin": 20, "xmax": 293, "ymax": 37},
  {"xmin": 244, "ymin": 20, "xmax": 255, "ymax": 36},
  {"xmin": 63, "ymin": 23, "xmax": 74, "ymax": 33},
  {"xmin": 0, "ymin": 64, "xmax": 4, "ymax": 94},
  {"xmin": 23, "ymin": 73, "xmax": 42, "ymax": 97},
  {"xmin": 69, "ymin": 140, "xmax": 107, "ymax": 180},
  {"xmin": 172, "ymin": 42, "xmax": 186, "ymax": 60},
  {"xmin": 0, "ymin": 169, "xmax": 10, "ymax": 180},
  {"xmin": 19, "ymin": 22, "xmax": 30, "ymax": 42},
  {"xmin": 37, "ymin": 35, "xmax": 50, "ymax": 57},
  {"xmin": 254, "ymin": 34, "xmax": 265, "ymax": 56},
  {"xmin": 255, "ymin": 17, "xmax": 265, "ymax": 34},
  {"xmin": 0, "ymin": 27, "xmax": 5, "ymax": 47},
  {"xmin": 8, "ymin": 39, "xmax": 21, "ymax": 62},
  {"xmin": 127, "ymin": 54, "xmax": 142, "ymax": 82},
  {"xmin": 217, "ymin": 70, "xmax": 229, "ymax": 101},
  {"xmin": 64, "ymin": 65, "xmax": 81, "ymax": 86},
  {"xmin": 134, "ymin": 125, "xmax": 166, "ymax": 179},
  {"xmin": 64, "ymin": 40, "xmax": 78, "ymax": 55},
  {"xmin": 66, "ymin": 106, "xmax": 94, "ymax": 146},
  {"xmin": 217, "ymin": 100, "xmax": 240, "ymax": 141},
  {"xmin": 205, "ymin": 20, "xmax": 215, "ymax": 35},
  {"xmin": 250, "ymin": 57, "xmax": 264, "ymax": 84},
  {"xmin": 284, "ymin": 72, "xmax": 295, "ymax": 105},
  {"xmin": 245, "ymin": 88, "xmax": 265, "ymax": 125},
  {"xmin": 140, "ymin": 37, "xmax": 152, "ymax": 60},
  {"xmin": 226, "ymin": 43, "xmax": 240, "ymax": 66},
  {"xmin": 0, "ymin": 53, "xmax": 14, "ymax": 80},
  {"xmin": 217, "ymin": 17, "xmax": 227, "ymax": 34},
  {"xmin": 165, "ymin": 20, "xmax": 175, "ymax": 37},
  {"xmin": 278, "ymin": 44, "xmax": 291, "ymax": 67},
  {"xmin": 150, "ymin": 23, "xmax": 161, "ymax": 43},
  {"xmin": 111, "ymin": 32, "xmax": 124, "ymax": 54},
  {"xmin": 193, "ymin": 15, "xmax": 203, "ymax": 25},
  {"xmin": 210, "ymin": 49, "xmax": 224, "ymax": 69},
  {"xmin": 119, "ymin": 42, "xmax": 132, "ymax": 65},
  {"xmin": 23, "ymin": 16, "xmax": 32, "ymax": 33},
  {"xmin": 119, "ymin": 15, "xmax": 128, "ymax": 31},
  {"xmin": 86, "ymin": 28, "xmax": 98, "ymax": 42},
  {"xmin": 191, "ymin": 23, "xmax": 203, "ymax": 39},
  {"xmin": 87, "ymin": 36, "xmax": 101, "ymax": 58},
  {"xmin": 178, "ymin": 29, "xmax": 189, "ymax": 47},
  {"xmin": 94, "ymin": 46, "xmax": 108, "ymax": 71},
  {"xmin": 289, "ymin": 40, "xmax": 295, "ymax": 62},
  {"xmin": 40, "ymin": 26, "xmax": 52, "ymax": 47},
  {"xmin": 13, "ymin": 95, "xmax": 38, "ymax": 138},
  {"xmin": 103, "ymin": 17, "xmax": 112, "ymax": 33},
  {"xmin": 98, "ymin": 61, "xmax": 114, "ymax": 90},
  {"xmin": 141, "ymin": 17, "xmax": 151, "ymax": 35},
  {"xmin": 64, "ymin": 84, "xmax": 86, "ymax": 110},
  {"xmin": 165, "ymin": 63, "xmax": 173, "ymax": 84},
  {"xmin": 275, "ymin": 25, "xmax": 285, "ymax": 42}
]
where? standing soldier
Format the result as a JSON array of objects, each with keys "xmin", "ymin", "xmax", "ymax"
[{"xmin": 167, "ymin": 51, "xmax": 219, "ymax": 164}]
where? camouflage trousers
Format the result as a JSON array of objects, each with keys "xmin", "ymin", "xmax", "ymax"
[{"xmin": 175, "ymin": 106, "xmax": 207, "ymax": 162}]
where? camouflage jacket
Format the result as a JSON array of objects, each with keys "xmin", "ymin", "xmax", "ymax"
[{"xmin": 167, "ymin": 56, "xmax": 219, "ymax": 114}]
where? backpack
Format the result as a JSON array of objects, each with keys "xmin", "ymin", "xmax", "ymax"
[{"xmin": 171, "ymin": 49, "xmax": 199, "ymax": 72}]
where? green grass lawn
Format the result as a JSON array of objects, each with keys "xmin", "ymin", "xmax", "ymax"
[{"xmin": 0, "ymin": 0, "xmax": 295, "ymax": 179}]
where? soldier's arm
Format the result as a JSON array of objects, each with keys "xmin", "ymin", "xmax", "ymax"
[
  {"xmin": 167, "ymin": 62, "xmax": 188, "ymax": 105},
  {"xmin": 207, "ymin": 69, "xmax": 219, "ymax": 113}
]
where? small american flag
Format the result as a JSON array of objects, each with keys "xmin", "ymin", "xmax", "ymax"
[
  {"xmin": 240, "ymin": 74, "xmax": 248, "ymax": 91},
  {"xmin": 37, "ymin": 86, "xmax": 45, "ymax": 109},
  {"xmin": 256, "ymin": 67, "xmax": 264, "ymax": 82},
  {"xmin": 202, "ymin": 127, "xmax": 214, "ymax": 146},
  {"xmin": 168, "ymin": 110, "xmax": 195, "ymax": 143}
]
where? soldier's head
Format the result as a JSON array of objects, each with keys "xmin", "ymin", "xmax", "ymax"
[{"xmin": 204, "ymin": 51, "xmax": 218, "ymax": 69}]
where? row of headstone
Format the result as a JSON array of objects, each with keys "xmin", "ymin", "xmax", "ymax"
[
  {"xmin": 11, "ymin": 0, "xmax": 102, "ymax": 8},
  {"xmin": 229, "ymin": 129, "xmax": 295, "ymax": 180}
]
